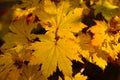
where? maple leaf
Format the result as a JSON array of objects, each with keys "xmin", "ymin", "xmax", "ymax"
[
  {"xmin": 73, "ymin": 73, "xmax": 87, "ymax": 80},
  {"xmin": 93, "ymin": 0, "xmax": 119, "ymax": 20},
  {"xmin": 0, "ymin": 53, "xmax": 44, "ymax": 80},
  {"xmin": 1, "ymin": 16, "xmax": 37, "ymax": 50},
  {"xmin": 18, "ymin": 65, "xmax": 47, "ymax": 80},
  {"xmin": 76, "ymin": 32, "xmax": 95, "ymax": 61},
  {"xmin": 28, "ymin": 0, "xmax": 86, "ymax": 78},
  {"xmin": 29, "ymin": 34, "xmax": 82, "ymax": 78},
  {"xmin": 92, "ymin": 53, "xmax": 107, "ymax": 70},
  {"xmin": 77, "ymin": 32, "xmax": 108, "ymax": 70},
  {"xmin": 88, "ymin": 20, "xmax": 120, "ymax": 68},
  {"xmin": 0, "ymin": 44, "xmax": 35, "ymax": 80},
  {"xmin": 0, "ymin": 52, "xmax": 20, "ymax": 80},
  {"xmin": 64, "ymin": 73, "xmax": 87, "ymax": 80},
  {"xmin": 99, "ymin": 17, "xmax": 120, "ymax": 60},
  {"xmin": 89, "ymin": 21, "xmax": 108, "ymax": 47},
  {"xmin": 35, "ymin": 0, "xmax": 86, "ymax": 35},
  {"xmin": 101, "ymin": 35, "xmax": 119, "ymax": 60}
]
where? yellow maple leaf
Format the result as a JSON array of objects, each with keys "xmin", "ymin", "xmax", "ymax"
[
  {"xmin": 1, "ymin": 17, "xmax": 37, "ymax": 49},
  {"xmin": 64, "ymin": 73, "xmax": 87, "ymax": 80},
  {"xmin": 0, "ymin": 52, "xmax": 20, "ymax": 80},
  {"xmin": 28, "ymin": 0, "xmax": 86, "ymax": 78},
  {"xmin": 101, "ymin": 35, "xmax": 119, "ymax": 60},
  {"xmin": 29, "ymin": 34, "xmax": 82, "ymax": 78},
  {"xmin": 92, "ymin": 53, "xmax": 107, "ymax": 70},
  {"xmin": 0, "ymin": 45, "xmax": 36, "ymax": 80},
  {"xmin": 89, "ymin": 21, "xmax": 108, "ymax": 47},
  {"xmin": 74, "ymin": 73, "xmax": 87, "ymax": 80},
  {"xmin": 35, "ymin": 0, "xmax": 86, "ymax": 38}
]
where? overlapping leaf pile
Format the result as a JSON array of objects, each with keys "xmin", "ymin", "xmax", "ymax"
[{"xmin": 0, "ymin": 0, "xmax": 120, "ymax": 80}]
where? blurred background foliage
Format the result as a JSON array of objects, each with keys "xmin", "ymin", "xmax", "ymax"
[{"xmin": 0, "ymin": 0, "xmax": 120, "ymax": 80}]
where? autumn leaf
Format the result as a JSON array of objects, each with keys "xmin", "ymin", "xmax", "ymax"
[
  {"xmin": 64, "ymin": 73, "xmax": 87, "ymax": 80},
  {"xmin": 19, "ymin": 65, "xmax": 47, "ymax": 80},
  {"xmin": 76, "ymin": 32, "xmax": 95, "ymax": 61},
  {"xmin": 1, "ymin": 0, "xmax": 120, "ymax": 80},
  {"xmin": 89, "ymin": 21, "xmax": 108, "ymax": 47},
  {"xmin": 78, "ymin": 33, "xmax": 108, "ymax": 69},
  {"xmin": 29, "ymin": 34, "xmax": 82, "ymax": 78},
  {"xmin": 1, "ymin": 16, "xmax": 37, "ymax": 50},
  {"xmin": 93, "ymin": 0, "xmax": 119, "ymax": 20},
  {"xmin": 0, "ymin": 52, "xmax": 20, "ymax": 80},
  {"xmin": 92, "ymin": 53, "xmax": 107, "ymax": 70},
  {"xmin": 27, "ymin": 0, "xmax": 86, "ymax": 78},
  {"xmin": 0, "ymin": 52, "xmax": 45, "ymax": 80},
  {"xmin": 89, "ymin": 20, "xmax": 119, "ymax": 68},
  {"xmin": 0, "ymin": 44, "xmax": 35, "ymax": 80},
  {"xmin": 73, "ymin": 73, "xmax": 87, "ymax": 80},
  {"xmin": 35, "ymin": 0, "xmax": 86, "ymax": 35},
  {"xmin": 101, "ymin": 35, "xmax": 119, "ymax": 60}
]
